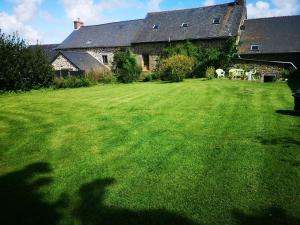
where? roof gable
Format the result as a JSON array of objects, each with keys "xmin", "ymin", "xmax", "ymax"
[
  {"xmin": 57, "ymin": 19, "xmax": 144, "ymax": 50},
  {"xmin": 29, "ymin": 44, "xmax": 59, "ymax": 61},
  {"xmin": 56, "ymin": 51, "xmax": 106, "ymax": 72},
  {"xmin": 239, "ymin": 15, "xmax": 300, "ymax": 54},
  {"xmin": 133, "ymin": 2, "xmax": 245, "ymax": 43}
]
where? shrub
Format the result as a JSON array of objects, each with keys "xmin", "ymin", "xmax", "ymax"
[
  {"xmin": 143, "ymin": 74, "xmax": 153, "ymax": 82},
  {"xmin": 162, "ymin": 39, "xmax": 236, "ymax": 77},
  {"xmin": 151, "ymin": 71, "xmax": 161, "ymax": 80},
  {"xmin": 113, "ymin": 49, "xmax": 142, "ymax": 83},
  {"xmin": 52, "ymin": 77, "xmax": 92, "ymax": 89},
  {"xmin": 160, "ymin": 55, "xmax": 195, "ymax": 82},
  {"xmin": 0, "ymin": 30, "xmax": 54, "ymax": 91},
  {"xmin": 205, "ymin": 66, "xmax": 216, "ymax": 79},
  {"xmin": 85, "ymin": 70, "xmax": 117, "ymax": 84},
  {"xmin": 142, "ymin": 72, "xmax": 161, "ymax": 82},
  {"xmin": 280, "ymin": 68, "xmax": 291, "ymax": 80}
]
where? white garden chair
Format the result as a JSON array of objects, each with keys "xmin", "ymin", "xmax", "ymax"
[
  {"xmin": 216, "ymin": 69, "xmax": 225, "ymax": 79},
  {"xmin": 229, "ymin": 69, "xmax": 245, "ymax": 79},
  {"xmin": 245, "ymin": 70, "xmax": 256, "ymax": 81}
]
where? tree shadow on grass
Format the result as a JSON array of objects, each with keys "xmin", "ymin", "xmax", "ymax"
[
  {"xmin": 257, "ymin": 136, "xmax": 300, "ymax": 147},
  {"xmin": 232, "ymin": 207, "xmax": 300, "ymax": 225},
  {"xmin": 276, "ymin": 110, "xmax": 299, "ymax": 117},
  {"xmin": 73, "ymin": 178, "xmax": 200, "ymax": 225},
  {"xmin": 0, "ymin": 162, "xmax": 67, "ymax": 225}
]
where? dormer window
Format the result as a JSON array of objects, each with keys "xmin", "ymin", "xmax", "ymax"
[
  {"xmin": 181, "ymin": 23, "xmax": 189, "ymax": 28},
  {"xmin": 213, "ymin": 17, "xmax": 220, "ymax": 24},
  {"xmin": 250, "ymin": 45, "xmax": 260, "ymax": 51},
  {"xmin": 153, "ymin": 24, "xmax": 159, "ymax": 29}
]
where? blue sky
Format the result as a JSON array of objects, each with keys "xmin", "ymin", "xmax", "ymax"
[{"xmin": 0, "ymin": 0, "xmax": 299, "ymax": 44}]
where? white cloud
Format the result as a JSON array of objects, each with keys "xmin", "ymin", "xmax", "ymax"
[
  {"xmin": 0, "ymin": 0, "xmax": 43, "ymax": 44},
  {"xmin": 61, "ymin": 0, "xmax": 103, "ymax": 24},
  {"xmin": 247, "ymin": 0, "xmax": 300, "ymax": 18},
  {"xmin": 14, "ymin": 0, "xmax": 42, "ymax": 22},
  {"xmin": 61, "ymin": 0, "xmax": 144, "ymax": 25},
  {"xmin": 203, "ymin": 0, "xmax": 215, "ymax": 6},
  {"xmin": 148, "ymin": 0, "xmax": 163, "ymax": 12}
]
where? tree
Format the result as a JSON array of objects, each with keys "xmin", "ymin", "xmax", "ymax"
[
  {"xmin": 113, "ymin": 49, "xmax": 142, "ymax": 83},
  {"xmin": 0, "ymin": 30, "xmax": 54, "ymax": 91}
]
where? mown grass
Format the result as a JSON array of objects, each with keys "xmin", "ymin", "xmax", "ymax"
[{"xmin": 0, "ymin": 79, "xmax": 299, "ymax": 225}]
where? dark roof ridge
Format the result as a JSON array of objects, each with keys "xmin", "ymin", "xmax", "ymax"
[
  {"xmin": 60, "ymin": 50, "xmax": 90, "ymax": 54},
  {"xmin": 81, "ymin": 19, "xmax": 144, "ymax": 28},
  {"xmin": 147, "ymin": 2, "xmax": 236, "ymax": 15},
  {"xmin": 30, "ymin": 43, "xmax": 60, "ymax": 46},
  {"xmin": 246, "ymin": 14, "xmax": 300, "ymax": 21}
]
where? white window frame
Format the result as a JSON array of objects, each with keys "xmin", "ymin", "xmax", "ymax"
[
  {"xmin": 153, "ymin": 24, "xmax": 160, "ymax": 29},
  {"xmin": 181, "ymin": 22, "xmax": 189, "ymax": 28},
  {"xmin": 213, "ymin": 17, "xmax": 220, "ymax": 24},
  {"xmin": 250, "ymin": 45, "xmax": 260, "ymax": 51}
]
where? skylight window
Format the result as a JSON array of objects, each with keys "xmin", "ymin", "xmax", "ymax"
[
  {"xmin": 213, "ymin": 17, "xmax": 220, "ymax": 24},
  {"xmin": 181, "ymin": 23, "xmax": 189, "ymax": 28},
  {"xmin": 250, "ymin": 45, "xmax": 260, "ymax": 51},
  {"xmin": 153, "ymin": 24, "xmax": 160, "ymax": 29},
  {"xmin": 86, "ymin": 40, "xmax": 92, "ymax": 45}
]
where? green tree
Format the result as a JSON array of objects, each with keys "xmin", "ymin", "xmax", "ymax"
[
  {"xmin": 0, "ymin": 30, "xmax": 54, "ymax": 91},
  {"xmin": 113, "ymin": 49, "xmax": 142, "ymax": 83}
]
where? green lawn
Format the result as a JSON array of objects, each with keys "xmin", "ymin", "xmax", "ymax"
[{"xmin": 0, "ymin": 79, "xmax": 299, "ymax": 225}]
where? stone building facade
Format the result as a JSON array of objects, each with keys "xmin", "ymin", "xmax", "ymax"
[
  {"xmin": 49, "ymin": 0, "xmax": 300, "ymax": 78},
  {"xmin": 238, "ymin": 16, "xmax": 300, "ymax": 75},
  {"xmin": 53, "ymin": 0, "xmax": 246, "ymax": 74},
  {"xmin": 52, "ymin": 54, "xmax": 78, "ymax": 71}
]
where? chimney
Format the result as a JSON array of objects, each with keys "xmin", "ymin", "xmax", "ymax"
[
  {"xmin": 74, "ymin": 18, "xmax": 84, "ymax": 30},
  {"xmin": 235, "ymin": 0, "xmax": 245, "ymax": 6}
]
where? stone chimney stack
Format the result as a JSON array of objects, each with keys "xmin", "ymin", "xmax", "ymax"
[
  {"xmin": 236, "ymin": 0, "xmax": 246, "ymax": 6},
  {"xmin": 74, "ymin": 18, "xmax": 84, "ymax": 30}
]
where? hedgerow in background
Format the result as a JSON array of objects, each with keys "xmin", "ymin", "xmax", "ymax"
[
  {"xmin": 142, "ymin": 72, "xmax": 161, "ymax": 82},
  {"xmin": 85, "ymin": 70, "xmax": 117, "ymax": 84},
  {"xmin": 0, "ymin": 30, "xmax": 54, "ymax": 91},
  {"xmin": 52, "ymin": 77, "xmax": 92, "ymax": 89},
  {"xmin": 160, "ymin": 55, "xmax": 195, "ymax": 82},
  {"xmin": 113, "ymin": 49, "xmax": 142, "ymax": 83}
]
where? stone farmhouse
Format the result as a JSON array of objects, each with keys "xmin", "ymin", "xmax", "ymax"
[{"xmin": 49, "ymin": 0, "xmax": 300, "ymax": 77}]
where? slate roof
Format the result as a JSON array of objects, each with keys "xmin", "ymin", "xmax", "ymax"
[
  {"xmin": 56, "ymin": 19, "xmax": 144, "ymax": 50},
  {"xmin": 56, "ymin": 51, "xmax": 106, "ymax": 72},
  {"xmin": 133, "ymin": 2, "xmax": 245, "ymax": 43},
  {"xmin": 29, "ymin": 44, "xmax": 59, "ymax": 61},
  {"xmin": 239, "ymin": 15, "xmax": 300, "ymax": 55}
]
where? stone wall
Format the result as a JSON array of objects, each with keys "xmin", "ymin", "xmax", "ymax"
[
  {"xmin": 132, "ymin": 39, "xmax": 228, "ymax": 72},
  {"xmin": 86, "ymin": 48, "xmax": 118, "ymax": 66},
  {"xmin": 232, "ymin": 61, "xmax": 284, "ymax": 79},
  {"xmin": 58, "ymin": 47, "xmax": 120, "ymax": 68},
  {"xmin": 240, "ymin": 53, "xmax": 300, "ymax": 69},
  {"xmin": 55, "ymin": 38, "xmax": 231, "ymax": 73},
  {"xmin": 52, "ymin": 54, "xmax": 78, "ymax": 71}
]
